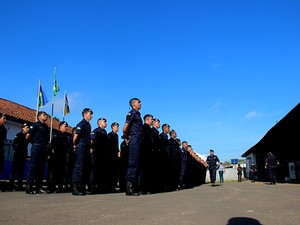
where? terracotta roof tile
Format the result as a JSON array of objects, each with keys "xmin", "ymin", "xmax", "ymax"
[{"xmin": 0, "ymin": 98, "xmax": 72, "ymax": 133}]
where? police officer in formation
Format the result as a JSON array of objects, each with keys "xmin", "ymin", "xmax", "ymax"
[
  {"xmin": 90, "ymin": 117, "xmax": 109, "ymax": 194},
  {"xmin": 9, "ymin": 123, "xmax": 29, "ymax": 191},
  {"xmin": 26, "ymin": 111, "xmax": 50, "ymax": 194},
  {"xmin": 0, "ymin": 113, "xmax": 7, "ymax": 173},
  {"xmin": 47, "ymin": 121, "xmax": 69, "ymax": 193},
  {"xmin": 107, "ymin": 122, "xmax": 120, "ymax": 192},
  {"xmin": 72, "ymin": 108, "xmax": 93, "ymax": 195},
  {"xmin": 159, "ymin": 123, "xmax": 171, "ymax": 191},
  {"xmin": 122, "ymin": 98, "xmax": 143, "ymax": 196},
  {"xmin": 139, "ymin": 114, "xmax": 154, "ymax": 194},
  {"xmin": 179, "ymin": 140, "xmax": 188, "ymax": 190}
]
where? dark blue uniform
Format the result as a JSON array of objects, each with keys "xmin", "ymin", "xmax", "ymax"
[
  {"xmin": 206, "ymin": 154, "xmax": 220, "ymax": 184},
  {"xmin": 107, "ymin": 130, "xmax": 119, "ymax": 191},
  {"xmin": 47, "ymin": 131, "xmax": 69, "ymax": 192},
  {"xmin": 179, "ymin": 146, "xmax": 188, "ymax": 188},
  {"xmin": 90, "ymin": 127, "xmax": 109, "ymax": 192},
  {"xmin": 266, "ymin": 154, "xmax": 278, "ymax": 184},
  {"xmin": 72, "ymin": 119, "xmax": 92, "ymax": 188},
  {"xmin": 0, "ymin": 122, "xmax": 7, "ymax": 172},
  {"xmin": 126, "ymin": 109, "xmax": 143, "ymax": 184},
  {"xmin": 27, "ymin": 121, "xmax": 49, "ymax": 193},
  {"xmin": 10, "ymin": 131, "xmax": 29, "ymax": 190}
]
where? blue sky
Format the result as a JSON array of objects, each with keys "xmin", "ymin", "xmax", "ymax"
[{"xmin": 1, "ymin": 1, "xmax": 300, "ymax": 161}]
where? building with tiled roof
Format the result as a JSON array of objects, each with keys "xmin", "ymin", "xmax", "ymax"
[{"xmin": 0, "ymin": 98, "xmax": 72, "ymax": 133}]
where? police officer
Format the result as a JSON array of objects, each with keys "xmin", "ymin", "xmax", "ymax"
[
  {"xmin": 47, "ymin": 121, "xmax": 69, "ymax": 193},
  {"xmin": 90, "ymin": 117, "xmax": 109, "ymax": 194},
  {"xmin": 179, "ymin": 141, "xmax": 188, "ymax": 190},
  {"xmin": 122, "ymin": 98, "xmax": 143, "ymax": 196},
  {"xmin": 26, "ymin": 111, "xmax": 50, "ymax": 194},
  {"xmin": 140, "ymin": 114, "xmax": 154, "ymax": 194},
  {"xmin": 9, "ymin": 123, "xmax": 29, "ymax": 191},
  {"xmin": 206, "ymin": 149, "xmax": 220, "ymax": 186},
  {"xmin": 107, "ymin": 122, "xmax": 120, "ymax": 192},
  {"xmin": 151, "ymin": 118, "xmax": 163, "ymax": 192},
  {"xmin": 0, "ymin": 113, "xmax": 7, "ymax": 173},
  {"xmin": 265, "ymin": 152, "xmax": 279, "ymax": 185},
  {"xmin": 159, "ymin": 123, "xmax": 170, "ymax": 191},
  {"xmin": 119, "ymin": 138, "xmax": 129, "ymax": 192},
  {"xmin": 72, "ymin": 108, "xmax": 93, "ymax": 195}
]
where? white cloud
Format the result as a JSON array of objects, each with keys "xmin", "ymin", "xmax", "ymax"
[{"xmin": 243, "ymin": 110, "xmax": 262, "ymax": 120}]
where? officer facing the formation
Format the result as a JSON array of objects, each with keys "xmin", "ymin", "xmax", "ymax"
[
  {"xmin": 265, "ymin": 152, "xmax": 279, "ymax": 185},
  {"xmin": 47, "ymin": 121, "xmax": 69, "ymax": 193},
  {"xmin": 122, "ymin": 98, "xmax": 143, "ymax": 196},
  {"xmin": 72, "ymin": 108, "xmax": 93, "ymax": 196},
  {"xmin": 206, "ymin": 149, "xmax": 220, "ymax": 186},
  {"xmin": 9, "ymin": 123, "xmax": 30, "ymax": 191},
  {"xmin": 0, "ymin": 113, "xmax": 7, "ymax": 173},
  {"xmin": 26, "ymin": 111, "xmax": 50, "ymax": 194}
]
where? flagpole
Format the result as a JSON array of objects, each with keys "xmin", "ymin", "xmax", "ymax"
[
  {"xmin": 36, "ymin": 79, "xmax": 41, "ymax": 122},
  {"xmin": 50, "ymin": 67, "xmax": 56, "ymax": 142},
  {"xmin": 63, "ymin": 90, "xmax": 66, "ymax": 121}
]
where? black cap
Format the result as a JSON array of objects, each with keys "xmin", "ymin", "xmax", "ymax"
[
  {"xmin": 21, "ymin": 123, "xmax": 29, "ymax": 128},
  {"xmin": 162, "ymin": 123, "xmax": 170, "ymax": 129},
  {"xmin": 111, "ymin": 122, "xmax": 119, "ymax": 127},
  {"xmin": 153, "ymin": 118, "xmax": 160, "ymax": 122},
  {"xmin": 0, "ymin": 113, "xmax": 6, "ymax": 118},
  {"xmin": 37, "ymin": 111, "xmax": 47, "ymax": 118},
  {"xmin": 143, "ymin": 114, "xmax": 153, "ymax": 120},
  {"xmin": 97, "ymin": 117, "xmax": 107, "ymax": 122},
  {"xmin": 210, "ymin": 149, "xmax": 214, "ymax": 153},
  {"xmin": 59, "ymin": 121, "xmax": 69, "ymax": 127},
  {"xmin": 82, "ymin": 108, "xmax": 93, "ymax": 115}
]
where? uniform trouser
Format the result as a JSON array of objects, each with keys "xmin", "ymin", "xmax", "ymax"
[
  {"xmin": 179, "ymin": 160, "xmax": 187, "ymax": 186},
  {"xmin": 10, "ymin": 154, "xmax": 27, "ymax": 186},
  {"xmin": 209, "ymin": 167, "xmax": 217, "ymax": 183},
  {"xmin": 27, "ymin": 144, "xmax": 47, "ymax": 188},
  {"xmin": 72, "ymin": 143, "xmax": 91, "ymax": 186},
  {"xmin": 219, "ymin": 171, "xmax": 224, "ymax": 183},
  {"xmin": 268, "ymin": 167, "xmax": 277, "ymax": 183},
  {"xmin": 127, "ymin": 135, "xmax": 142, "ymax": 184}
]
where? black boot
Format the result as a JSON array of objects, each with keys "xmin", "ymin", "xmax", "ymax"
[
  {"xmin": 72, "ymin": 184, "xmax": 85, "ymax": 196},
  {"xmin": 126, "ymin": 182, "xmax": 139, "ymax": 196},
  {"xmin": 25, "ymin": 183, "xmax": 34, "ymax": 194}
]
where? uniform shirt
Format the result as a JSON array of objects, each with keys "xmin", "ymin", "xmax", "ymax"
[
  {"xmin": 181, "ymin": 147, "xmax": 188, "ymax": 162},
  {"xmin": 108, "ymin": 131, "xmax": 119, "ymax": 159},
  {"xmin": 142, "ymin": 123, "xmax": 153, "ymax": 151},
  {"xmin": 151, "ymin": 127, "xmax": 160, "ymax": 152},
  {"xmin": 12, "ymin": 131, "xmax": 29, "ymax": 156},
  {"xmin": 91, "ymin": 127, "xmax": 109, "ymax": 156},
  {"xmin": 28, "ymin": 121, "xmax": 49, "ymax": 145},
  {"xmin": 159, "ymin": 132, "xmax": 169, "ymax": 155},
  {"xmin": 206, "ymin": 154, "xmax": 220, "ymax": 168},
  {"xmin": 75, "ymin": 119, "xmax": 92, "ymax": 145},
  {"xmin": 266, "ymin": 155, "xmax": 277, "ymax": 168},
  {"xmin": 126, "ymin": 109, "xmax": 143, "ymax": 136},
  {"xmin": 50, "ymin": 131, "xmax": 69, "ymax": 157},
  {"xmin": 0, "ymin": 124, "xmax": 7, "ymax": 150}
]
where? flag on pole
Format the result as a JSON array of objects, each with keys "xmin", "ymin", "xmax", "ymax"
[
  {"xmin": 64, "ymin": 93, "xmax": 70, "ymax": 116},
  {"xmin": 38, "ymin": 84, "xmax": 49, "ymax": 108},
  {"xmin": 53, "ymin": 67, "xmax": 60, "ymax": 96}
]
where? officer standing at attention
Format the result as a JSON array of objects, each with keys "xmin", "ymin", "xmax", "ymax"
[
  {"xmin": 140, "ymin": 114, "xmax": 154, "ymax": 194},
  {"xmin": 9, "ymin": 123, "xmax": 30, "ymax": 191},
  {"xmin": 0, "ymin": 113, "xmax": 7, "ymax": 173},
  {"xmin": 159, "ymin": 123, "xmax": 170, "ymax": 191},
  {"xmin": 90, "ymin": 117, "xmax": 109, "ymax": 194},
  {"xmin": 72, "ymin": 108, "xmax": 93, "ymax": 196},
  {"xmin": 179, "ymin": 141, "xmax": 188, "ymax": 190},
  {"xmin": 47, "ymin": 121, "xmax": 69, "ymax": 193},
  {"xmin": 26, "ymin": 111, "xmax": 50, "ymax": 194},
  {"xmin": 122, "ymin": 98, "xmax": 143, "ymax": 196},
  {"xmin": 265, "ymin": 152, "xmax": 279, "ymax": 185},
  {"xmin": 107, "ymin": 122, "xmax": 120, "ymax": 192},
  {"xmin": 151, "ymin": 118, "xmax": 162, "ymax": 192},
  {"xmin": 206, "ymin": 149, "xmax": 220, "ymax": 186}
]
